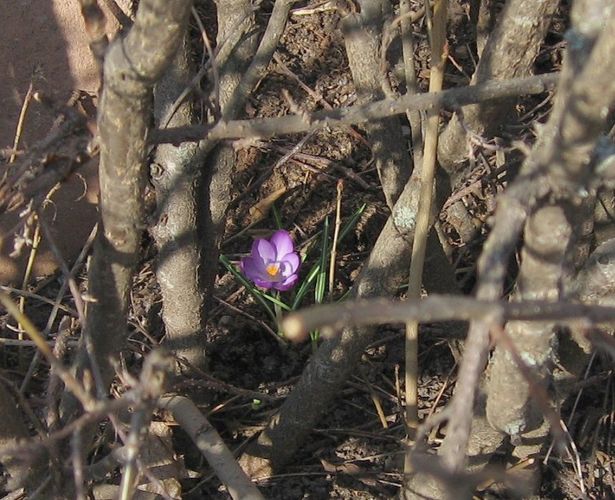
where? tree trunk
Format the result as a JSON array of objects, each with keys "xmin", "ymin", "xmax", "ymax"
[
  {"xmin": 342, "ymin": 0, "xmax": 411, "ymax": 209},
  {"xmin": 59, "ymin": 0, "xmax": 192, "ymax": 438},
  {"xmin": 152, "ymin": 37, "xmax": 209, "ymax": 371},
  {"xmin": 437, "ymin": 0, "xmax": 559, "ymax": 179},
  {"xmin": 409, "ymin": 2, "xmax": 615, "ymax": 496}
]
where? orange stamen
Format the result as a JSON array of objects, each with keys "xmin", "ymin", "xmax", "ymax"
[{"xmin": 265, "ymin": 263, "xmax": 279, "ymax": 277}]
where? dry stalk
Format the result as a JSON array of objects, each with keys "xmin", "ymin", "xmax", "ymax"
[
  {"xmin": 9, "ymin": 81, "xmax": 34, "ymax": 164},
  {"xmin": 404, "ymin": 0, "xmax": 448, "ymax": 457},
  {"xmin": 328, "ymin": 179, "xmax": 344, "ymax": 300}
]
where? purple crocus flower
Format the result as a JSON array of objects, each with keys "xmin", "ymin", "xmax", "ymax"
[{"xmin": 241, "ymin": 230, "xmax": 300, "ymax": 291}]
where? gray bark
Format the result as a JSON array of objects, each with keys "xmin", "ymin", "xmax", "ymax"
[
  {"xmin": 556, "ymin": 237, "xmax": 615, "ymax": 393},
  {"xmin": 342, "ymin": 0, "xmax": 412, "ymax": 209},
  {"xmin": 410, "ymin": 2, "xmax": 615, "ymax": 496},
  {"xmin": 151, "ymin": 72, "xmax": 559, "ymax": 144},
  {"xmin": 485, "ymin": 206, "xmax": 574, "ymax": 437},
  {"xmin": 438, "ymin": 0, "xmax": 559, "ymax": 180},
  {"xmin": 152, "ymin": 37, "xmax": 208, "ymax": 370},
  {"xmin": 59, "ymin": 0, "xmax": 192, "ymax": 426}
]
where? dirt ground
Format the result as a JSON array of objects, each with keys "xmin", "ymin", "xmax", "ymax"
[{"xmin": 1, "ymin": 0, "xmax": 614, "ymax": 498}]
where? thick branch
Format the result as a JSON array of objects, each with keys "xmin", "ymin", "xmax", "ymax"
[
  {"xmin": 485, "ymin": 206, "xmax": 576, "ymax": 438},
  {"xmin": 160, "ymin": 395, "xmax": 264, "ymax": 500},
  {"xmin": 61, "ymin": 0, "xmax": 192, "ymax": 419},
  {"xmin": 152, "ymin": 36, "xmax": 208, "ymax": 369},
  {"xmin": 283, "ymin": 296, "xmax": 615, "ymax": 341},
  {"xmin": 342, "ymin": 0, "xmax": 411, "ymax": 209}
]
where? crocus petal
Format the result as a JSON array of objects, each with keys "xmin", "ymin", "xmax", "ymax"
[
  {"xmin": 273, "ymin": 273, "xmax": 298, "ymax": 291},
  {"xmin": 270, "ymin": 230, "xmax": 294, "ymax": 259},
  {"xmin": 279, "ymin": 252, "xmax": 300, "ymax": 276},
  {"xmin": 253, "ymin": 278, "xmax": 274, "ymax": 289},
  {"xmin": 253, "ymin": 238, "xmax": 276, "ymax": 263},
  {"xmin": 241, "ymin": 256, "xmax": 265, "ymax": 282}
]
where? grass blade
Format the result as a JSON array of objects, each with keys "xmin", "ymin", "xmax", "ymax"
[
  {"xmin": 338, "ymin": 203, "xmax": 366, "ymax": 242},
  {"xmin": 291, "ymin": 262, "xmax": 320, "ymax": 310},
  {"xmin": 315, "ymin": 217, "xmax": 330, "ymax": 305},
  {"xmin": 219, "ymin": 254, "xmax": 277, "ymax": 321}
]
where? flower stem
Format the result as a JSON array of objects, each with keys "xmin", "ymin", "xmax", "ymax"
[{"xmin": 274, "ymin": 291, "xmax": 283, "ymax": 335}]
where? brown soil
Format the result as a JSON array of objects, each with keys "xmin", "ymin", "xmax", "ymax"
[{"xmin": 0, "ymin": 0, "xmax": 134, "ymax": 284}]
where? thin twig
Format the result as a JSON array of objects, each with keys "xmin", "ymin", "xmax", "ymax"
[
  {"xmin": 20, "ymin": 224, "xmax": 97, "ymax": 394},
  {"xmin": 47, "ymin": 317, "xmax": 73, "ymax": 432},
  {"xmin": 192, "ymin": 6, "xmax": 220, "ymax": 119},
  {"xmin": 0, "ymin": 338, "xmax": 77, "ymax": 347},
  {"xmin": 0, "ymin": 285, "xmax": 77, "ymax": 315},
  {"xmin": 149, "ymin": 73, "xmax": 560, "ymax": 144},
  {"xmin": 0, "ymin": 291, "xmax": 92, "ymax": 408},
  {"xmin": 0, "ymin": 375, "xmax": 46, "ymax": 437},
  {"xmin": 213, "ymin": 295, "xmax": 284, "ymax": 346},
  {"xmin": 272, "ymin": 53, "xmax": 367, "ymax": 145},
  {"xmin": 174, "ymin": 354, "xmax": 278, "ymax": 401},
  {"xmin": 356, "ymin": 369, "xmax": 389, "ymax": 429},
  {"xmin": 16, "ymin": 222, "xmax": 41, "ymax": 354}
]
